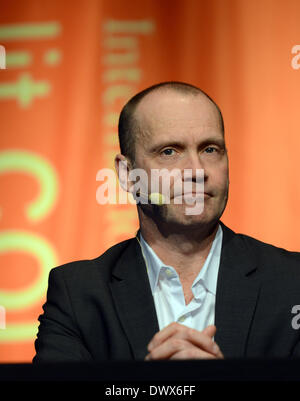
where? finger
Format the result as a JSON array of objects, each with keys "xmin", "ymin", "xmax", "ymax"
[
  {"xmin": 146, "ymin": 332, "xmax": 223, "ymax": 361},
  {"xmin": 147, "ymin": 323, "xmax": 222, "ymax": 358},
  {"xmin": 201, "ymin": 325, "xmax": 223, "ymax": 358},
  {"xmin": 145, "ymin": 345, "xmax": 223, "ymax": 361},
  {"xmin": 146, "ymin": 339, "xmax": 221, "ymax": 361},
  {"xmin": 147, "ymin": 322, "xmax": 186, "ymax": 351},
  {"xmin": 169, "ymin": 348, "xmax": 218, "ymax": 360},
  {"xmin": 177, "ymin": 327, "xmax": 221, "ymax": 356},
  {"xmin": 146, "ymin": 338, "xmax": 192, "ymax": 360},
  {"xmin": 202, "ymin": 325, "xmax": 217, "ymax": 338}
]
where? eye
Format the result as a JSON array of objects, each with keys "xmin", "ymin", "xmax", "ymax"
[
  {"xmin": 161, "ymin": 148, "xmax": 176, "ymax": 156},
  {"xmin": 204, "ymin": 146, "xmax": 218, "ymax": 154}
]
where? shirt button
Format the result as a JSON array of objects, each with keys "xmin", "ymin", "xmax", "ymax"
[
  {"xmin": 165, "ymin": 268, "xmax": 173, "ymax": 277},
  {"xmin": 178, "ymin": 315, "xmax": 186, "ymax": 323}
]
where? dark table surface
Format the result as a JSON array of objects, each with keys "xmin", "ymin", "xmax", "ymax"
[{"xmin": 1, "ymin": 359, "xmax": 300, "ymax": 381}]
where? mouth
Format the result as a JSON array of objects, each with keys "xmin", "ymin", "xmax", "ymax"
[
  {"xmin": 172, "ymin": 192, "xmax": 211, "ymax": 197},
  {"xmin": 171, "ymin": 192, "xmax": 212, "ymax": 203}
]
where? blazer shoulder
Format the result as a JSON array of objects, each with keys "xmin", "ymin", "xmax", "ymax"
[
  {"xmin": 221, "ymin": 222, "xmax": 300, "ymax": 270},
  {"xmin": 51, "ymin": 237, "xmax": 137, "ymax": 280},
  {"xmin": 238, "ymin": 231, "xmax": 299, "ymax": 254},
  {"xmin": 234, "ymin": 230, "xmax": 300, "ymax": 270}
]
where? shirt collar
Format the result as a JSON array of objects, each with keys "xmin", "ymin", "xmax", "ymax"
[{"xmin": 139, "ymin": 224, "xmax": 223, "ymax": 296}]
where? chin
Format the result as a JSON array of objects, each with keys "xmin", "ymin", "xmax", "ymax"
[{"xmin": 161, "ymin": 204, "xmax": 219, "ymax": 228}]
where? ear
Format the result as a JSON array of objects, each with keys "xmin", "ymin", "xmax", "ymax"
[{"xmin": 114, "ymin": 153, "xmax": 133, "ymax": 193}]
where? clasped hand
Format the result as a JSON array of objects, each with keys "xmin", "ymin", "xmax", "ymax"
[{"xmin": 145, "ymin": 322, "xmax": 224, "ymax": 360}]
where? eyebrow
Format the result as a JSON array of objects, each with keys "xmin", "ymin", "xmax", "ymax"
[{"xmin": 148, "ymin": 137, "xmax": 226, "ymax": 153}]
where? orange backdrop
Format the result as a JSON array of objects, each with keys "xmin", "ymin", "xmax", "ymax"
[{"xmin": 0, "ymin": 0, "xmax": 299, "ymax": 362}]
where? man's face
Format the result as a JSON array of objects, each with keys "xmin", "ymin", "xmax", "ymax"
[{"xmin": 132, "ymin": 90, "xmax": 229, "ymax": 228}]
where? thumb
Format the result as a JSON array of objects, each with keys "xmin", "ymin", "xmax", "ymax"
[
  {"xmin": 203, "ymin": 325, "xmax": 224, "ymax": 358},
  {"xmin": 202, "ymin": 324, "xmax": 217, "ymax": 338}
]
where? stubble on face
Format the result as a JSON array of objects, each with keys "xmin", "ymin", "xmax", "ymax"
[{"xmin": 131, "ymin": 89, "xmax": 229, "ymax": 233}]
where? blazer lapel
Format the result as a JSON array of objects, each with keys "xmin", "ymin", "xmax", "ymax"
[
  {"xmin": 109, "ymin": 238, "xmax": 159, "ymax": 360},
  {"xmin": 214, "ymin": 223, "xmax": 261, "ymax": 358}
]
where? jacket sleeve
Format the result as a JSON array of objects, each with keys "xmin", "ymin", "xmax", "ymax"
[{"xmin": 33, "ymin": 267, "xmax": 92, "ymax": 363}]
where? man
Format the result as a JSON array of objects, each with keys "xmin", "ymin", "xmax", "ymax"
[{"xmin": 33, "ymin": 82, "xmax": 300, "ymax": 362}]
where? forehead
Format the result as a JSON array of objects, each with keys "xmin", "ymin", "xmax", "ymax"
[{"xmin": 134, "ymin": 89, "xmax": 223, "ymax": 144}]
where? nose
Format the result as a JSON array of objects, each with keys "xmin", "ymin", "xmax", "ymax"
[{"xmin": 181, "ymin": 152, "xmax": 207, "ymax": 182}]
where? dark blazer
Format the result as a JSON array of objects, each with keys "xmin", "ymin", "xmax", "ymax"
[{"xmin": 33, "ymin": 222, "xmax": 300, "ymax": 362}]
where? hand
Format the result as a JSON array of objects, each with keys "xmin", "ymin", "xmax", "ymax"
[{"xmin": 145, "ymin": 322, "xmax": 224, "ymax": 360}]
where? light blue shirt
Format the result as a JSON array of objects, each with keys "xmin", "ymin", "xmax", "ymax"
[{"xmin": 139, "ymin": 225, "xmax": 223, "ymax": 331}]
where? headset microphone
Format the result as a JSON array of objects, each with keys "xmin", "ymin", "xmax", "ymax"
[
  {"xmin": 148, "ymin": 192, "xmax": 165, "ymax": 205},
  {"xmin": 136, "ymin": 191, "xmax": 166, "ymax": 206}
]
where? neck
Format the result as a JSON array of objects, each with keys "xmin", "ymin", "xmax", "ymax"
[{"xmin": 138, "ymin": 208, "xmax": 220, "ymax": 280}]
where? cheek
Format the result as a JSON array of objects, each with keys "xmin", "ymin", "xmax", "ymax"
[{"xmin": 209, "ymin": 165, "xmax": 229, "ymax": 189}]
